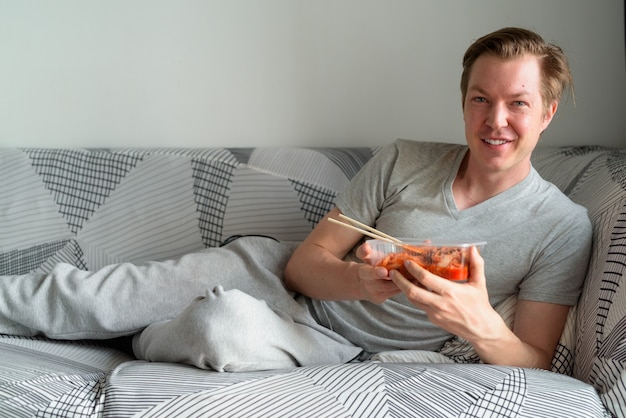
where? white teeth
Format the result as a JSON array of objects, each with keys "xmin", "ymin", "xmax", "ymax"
[{"xmin": 483, "ymin": 138, "xmax": 508, "ymax": 145}]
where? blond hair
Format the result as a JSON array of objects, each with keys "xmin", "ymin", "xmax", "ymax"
[{"xmin": 460, "ymin": 27, "xmax": 574, "ymax": 110}]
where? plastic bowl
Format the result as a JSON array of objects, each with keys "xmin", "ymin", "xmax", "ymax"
[{"xmin": 367, "ymin": 239, "xmax": 486, "ymax": 282}]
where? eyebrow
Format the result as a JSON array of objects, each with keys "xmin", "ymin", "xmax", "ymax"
[{"xmin": 468, "ymin": 86, "xmax": 532, "ymax": 98}]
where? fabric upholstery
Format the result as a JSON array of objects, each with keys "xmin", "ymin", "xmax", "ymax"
[
  {"xmin": 532, "ymin": 146, "xmax": 626, "ymax": 417},
  {"xmin": 0, "ymin": 144, "xmax": 624, "ymax": 417}
]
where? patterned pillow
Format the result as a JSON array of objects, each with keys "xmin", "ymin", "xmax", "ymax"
[{"xmin": 532, "ymin": 146, "xmax": 626, "ymax": 417}]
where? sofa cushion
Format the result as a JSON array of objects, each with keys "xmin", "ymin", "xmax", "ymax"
[
  {"xmin": 0, "ymin": 332, "xmax": 608, "ymax": 417},
  {"xmin": 100, "ymin": 360, "xmax": 608, "ymax": 417},
  {"xmin": 0, "ymin": 334, "xmax": 132, "ymax": 416},
  {"xmin": 532, "ymin": 145, "xmax": 626, "ymax": 417}
]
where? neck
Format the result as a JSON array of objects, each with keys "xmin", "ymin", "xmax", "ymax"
[{"xmin": 452, "ymin": 153, "xmax": 530, "ymax": 210}]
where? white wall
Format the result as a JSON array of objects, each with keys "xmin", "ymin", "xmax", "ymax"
[{"xmin": 1, "ymin": 0, "xmax": 624, "ymax": 148}]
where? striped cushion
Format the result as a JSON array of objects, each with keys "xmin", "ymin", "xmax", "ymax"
[
  {"xmin": 532, "ymin": 145, "xmax": 626, "ymax": 418},
  {"xmin": 102, "ymin": 361, "xmax": 607, "ymax": 417},
  {"xmin": 0, "ymin": 333, "xmax": 609, "ymax": 418}
]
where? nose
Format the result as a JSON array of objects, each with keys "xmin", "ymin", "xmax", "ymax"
[{"xmin": 486, "ymin": 103, "xmax": 508, "ymax": 129}]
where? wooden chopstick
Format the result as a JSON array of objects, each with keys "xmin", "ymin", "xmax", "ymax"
[
  {"xmin": 327, "ymin": 214, "xmax": 402, "ymax": 243},
  {"xmin": 337, "ymin": 214, "xmax": 402, "ymax": 243},
  {"xmin": 327, "ymin": 218, "xmax": 396, "ymax": 242}
]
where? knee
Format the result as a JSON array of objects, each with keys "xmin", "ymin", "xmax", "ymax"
[
  {"xmin": 177, "ymin": 287, "xmax": 297, "ymax": 371},
  {"xmin": 175, "ymin": 287, "xmax": 267, "ymax": 355}
]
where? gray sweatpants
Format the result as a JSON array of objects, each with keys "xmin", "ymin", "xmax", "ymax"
[{"xmin": 0, "ymin": 236, "xmax": 361, "ymax": 371}]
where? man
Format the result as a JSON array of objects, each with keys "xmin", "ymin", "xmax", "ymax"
[
  {"xmin": 284, "ymin": 27, "xmax": 590, "ymax": 370},
  {"xmin": 0, "ymin": 27, "xmax": 591, "ymax": 372}
]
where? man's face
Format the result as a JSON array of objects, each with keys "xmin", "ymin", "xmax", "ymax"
[{"xmin": 463, "ymin": 54, "xmax": 557, "ymax": 178}]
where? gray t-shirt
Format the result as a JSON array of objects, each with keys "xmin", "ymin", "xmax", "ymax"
[{"xmin": 308, "ymin": 139, "xmax": 592, "ymax": 353}]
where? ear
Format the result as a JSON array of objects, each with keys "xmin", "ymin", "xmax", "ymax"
[{"xmin": 541, "ymin": 100, "xmax": 559, "ymax": 131}]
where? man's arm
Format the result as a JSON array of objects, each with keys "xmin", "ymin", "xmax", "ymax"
[
  {"xmin": 460, "ymin": 298, "xmax": 568, "ymax": 369},
  {"xmin": 284, "ymin": 207, "xmax": 401, "ymax": 303},
  {"xmin": 495, "ymin": 299, "xmax": 568, "ymax": 369},
  {"xmin": 392, "ymin": 247, "xmax": 568, "ymax": 369}
]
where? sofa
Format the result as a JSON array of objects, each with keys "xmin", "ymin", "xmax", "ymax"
[{"xmin": 0, "ymin": 142, "xmax": 624, "ymax": 417}]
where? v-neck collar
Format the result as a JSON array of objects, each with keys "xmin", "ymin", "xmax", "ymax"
[{"xmin": 444, "ymin": 148, "xmax": 535, "ymax": 219}]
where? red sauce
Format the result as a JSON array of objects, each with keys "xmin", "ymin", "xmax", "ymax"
[{"xmin": 376, "ymin": 246, "xmax": 469, "ymax": 281}]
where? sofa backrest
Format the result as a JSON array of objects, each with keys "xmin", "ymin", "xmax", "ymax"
[
  {"xmin": 532, "ymin": 145, "xmax": 626, "ymax": 413},
  {"xmin": 0, "ymin": 147, "xmax": 375, "ymax": 274}
]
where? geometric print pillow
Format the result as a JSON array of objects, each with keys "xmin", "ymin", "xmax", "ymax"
[
  {"xmin": 532, "ymin": 145, "xmax": 626, "ymax": 418},
  {"xmin": 0, "ymin": 147, "xmax": 375, "ymax": 275}
]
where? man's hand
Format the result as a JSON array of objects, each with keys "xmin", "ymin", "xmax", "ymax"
[
  {"xmin": 354, "ymin": 241, "xmax": 402, "ymax": 303},
  {"xmin": 285, "ymin": 207, "xmax": 401, "ymax": 302},
  {"xmin": 389, "ymin": 245, "xmax": 502, "ymax": 342}
]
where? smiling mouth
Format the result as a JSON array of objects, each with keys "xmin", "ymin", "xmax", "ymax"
[{"xmin": 482, "ymin": 138, "xmax": 510, "ymax": 145}]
